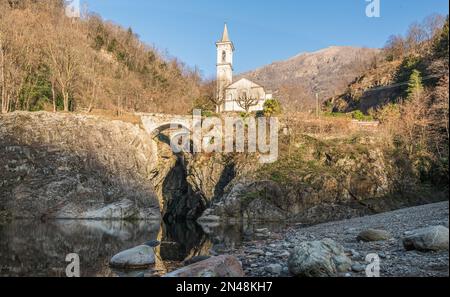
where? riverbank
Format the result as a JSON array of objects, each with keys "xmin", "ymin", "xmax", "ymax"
[{"xmin": 225, "ymin": 201, "xmax": 449, "ymax": 277}]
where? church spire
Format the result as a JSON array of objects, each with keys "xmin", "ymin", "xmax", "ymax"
[{"xmin": 221, "ymin": 23, "xmax": 230, "ymax": 42}]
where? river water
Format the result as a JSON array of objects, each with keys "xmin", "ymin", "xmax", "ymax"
[{"xmin": 0, "ymin": 219, "xmax": 286, "ymax": 277}]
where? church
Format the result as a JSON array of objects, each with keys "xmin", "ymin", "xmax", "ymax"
[{"xmin": 216, "ymin": 24, "xmax": 272, "ymax": 113}]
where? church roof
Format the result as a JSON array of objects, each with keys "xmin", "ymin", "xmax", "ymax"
[{"xmin": 226, "ymin": 78, "xmax": 264, "ymax": 89}]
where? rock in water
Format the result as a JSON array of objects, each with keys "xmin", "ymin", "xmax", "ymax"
[
  {"xmin": 288, "ymin": 239, "xmax": 352, "ymax": 277},
  {"xmin": 403, "ymin": 226, "xmax": 449, "ymax": 252},
  {"xmin": 357, "ymin": 229, "xmax": 392, "ymax": 242},
  {"xmin": 183, "ymin": 256, "xmax": 211, "ymax": 266},
  {"xmin": 164, "ymin": 255, "xmax": 245, "ymax": 277},
  {"xmin": 110, "ymin": 245, "xmax": 155, "ymax": 269}
]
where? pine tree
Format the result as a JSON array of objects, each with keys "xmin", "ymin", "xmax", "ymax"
[
  {"xmin": 434, "ymin": 17, "xmax": 449, "ymax": 61},
  {"xmin": 407, "ymin": 69, "xmax": 424, "ymax": 100}
]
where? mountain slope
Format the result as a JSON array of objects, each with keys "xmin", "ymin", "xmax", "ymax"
[
  {"xmin": 238, "ymin": 46, "xmax": 380, "ymax": 110},
  {"xmin": 0, "ymin": 0, "xmax": 201, "ymax": 115}
]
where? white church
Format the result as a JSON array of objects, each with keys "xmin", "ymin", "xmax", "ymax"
[{"xmin": 216, "ymin": 24, "xmax": 272, "ymax": 113}]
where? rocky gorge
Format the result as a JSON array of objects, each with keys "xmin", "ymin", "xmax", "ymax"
[
  {"xmin": 0, "ymin": 112, "xmax": 448, "ymax": 277},
  {"xmin": 1, "ymin": 112, "xmax": 446, "ymax": 224}
]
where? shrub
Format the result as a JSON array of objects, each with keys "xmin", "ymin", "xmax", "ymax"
[
  {"xmin": 352, "ymin": 110, "xmax": 374, "ymax": 121},
  {"xmin": 263, "ymin": 99, "xmax": 282, "ymax": 117}
]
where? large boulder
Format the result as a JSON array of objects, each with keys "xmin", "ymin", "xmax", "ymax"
[
  {"xmin": 164, "ymin": 255, "xmax": 245, "ymax": 277},
  {"xmin": 357, "ymin": 229, "xmax": 392, "ymax": 242},
  {"xmin": 56, "ymin": 199, "xmax": 160, "ymax": 221},
  {"xmin": 109, "ymin": 245, "xmax": 155, "ymax": 269},
  {"xmin": 288, "ymin": 239, "xmax": 352, "ymax": 277},
  {"xmin": 403, "ymin": 226, "xmax": 449, "ymax": 252}
]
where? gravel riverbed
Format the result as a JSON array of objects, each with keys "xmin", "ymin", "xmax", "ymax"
[{"xmin": 230, "ymin": 202, "xmax": 449, "ymax": 277}]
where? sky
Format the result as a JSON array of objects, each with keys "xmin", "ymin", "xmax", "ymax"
[{"xmin": 82, "ymin": 0, "xmax": 449, "ymax": 78}]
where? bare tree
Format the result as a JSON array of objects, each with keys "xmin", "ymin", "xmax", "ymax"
[
  {"xmin": 237, "ymin": 92, "xmax": 259, "ymax": 113},
  {"xmin": 384, "ymin": 35, "xmax": 406, "ymax": 60},
  {"xmin": 0, "ymin": 32, "xmax": 6, "ymax": 114},
  {"xmin": 44, "ymin": 18, "xmax": 81, "ymax": 112},
  {"xmin": 208, "ymin": 82, "xmax": 226, "ymax": 113},
  {"xmin": 406, "ymin": 22, "xmax": 428, "ymax": 55}
]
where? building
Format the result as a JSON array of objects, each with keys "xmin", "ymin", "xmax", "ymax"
[{"xmin": 216, "ymin": 24, "xmax": 272, "ymax": 113}]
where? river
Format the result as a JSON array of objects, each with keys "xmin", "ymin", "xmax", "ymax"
[{"xmin": 0, "ymin": 219, "xmax": 287, "ymax": 277}]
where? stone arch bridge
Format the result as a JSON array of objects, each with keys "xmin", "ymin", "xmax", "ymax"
[{"xmin": 139, "ymin": 113, "xmax": 193, "ymax": 138}]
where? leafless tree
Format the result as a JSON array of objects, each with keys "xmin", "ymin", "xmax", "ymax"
[{"xmin": 237, "ymin": 92, "xmax": 259, "ymax": 113}]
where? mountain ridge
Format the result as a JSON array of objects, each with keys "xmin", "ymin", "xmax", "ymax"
[{"xmin": 236, "ymin": 46, "xmax": 381, "ymax": 110}]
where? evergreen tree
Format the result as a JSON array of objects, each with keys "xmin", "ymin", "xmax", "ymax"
[
  {"xmin": 407, "ymin": 69, "xmax": 424, "ymax": 100},
  {"xmin": 434, "ymin": 16, "xmax": 449, "ymax": 61}
]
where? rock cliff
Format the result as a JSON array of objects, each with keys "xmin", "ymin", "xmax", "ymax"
[
  {"xmin": 1, "ymin": 112, "xmax": 446, "ymax": 224},
  {"xmin": 0, "ymin": 112, "xmax": 160, "ymax": 220}
]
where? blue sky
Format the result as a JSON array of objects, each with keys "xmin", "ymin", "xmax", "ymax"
[{"xmin": 83, "ymin": 0, "xmax": 449, "ymax": 78}]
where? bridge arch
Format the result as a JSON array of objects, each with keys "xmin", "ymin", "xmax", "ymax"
[{"xmin": 150, "ymin": 122, "xmax": 192, "ymax": 138}]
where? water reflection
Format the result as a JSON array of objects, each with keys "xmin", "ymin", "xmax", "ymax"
[{"xmin": 0, "ymin": 219, "xmax": 287, "ymax": 277}]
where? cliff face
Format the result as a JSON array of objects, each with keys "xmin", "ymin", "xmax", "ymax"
[
  {"xmin": 199, "ymin": 135, "xmax": 447, "ymax": 225},
  {"xmin": 0, "ymin": 112, "xmax": 236, "ymax": 222},
  {"xmin": 0, "ymin": 112, "xmax": 161, "ymax": 220},
  {"xmin": 1, "ymin": 112, "xmax": 445, "ymax": 224}
]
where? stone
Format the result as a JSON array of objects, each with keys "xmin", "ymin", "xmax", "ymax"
[
  {"xmin": 110, "ymin": 245, "xmax": 155, "ymax": 269},
  {"xmin": 197, "ymin": 215, "xmax": 221, "ymax": 222},
  {"xmin": 349, "ymin": 249, "xmax": 361, "ymax": 260},
  {"xmin": 250, "ymin": 249, "xmax": 265, "ymax": 256},
  {"xmin": 403, "ymin": 226, "xmax": 449, "ymax": 252},
  {"xmin": 265, "ymin": 264, "xmax": 283, "ymax": 275},
  {"xmin": 357, "ymin": 229, "xmax": 392, "ymax": 242},
  {"xmin": 183, "ymin": 256, "xmax": 211, "ymax": 266},
  {"xmin": 288, "ymin": 239, "xmax": 352, "ymax": 277},
  {"xmin": 351, "ymin": 263, "xmax": 365, "ymax": 273},
  {"xmin": 164, "ymin": 255, "xmax": 245, "ymax": 277}
]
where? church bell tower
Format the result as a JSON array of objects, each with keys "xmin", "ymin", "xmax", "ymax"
[{"xmin": 216, "ymin": 24, "xmax": 234, "ymax": 111}]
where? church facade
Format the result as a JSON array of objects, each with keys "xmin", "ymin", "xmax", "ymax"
[{"xmin": 216, "ymin": 24, "xmax": 272, "ymax": 113}]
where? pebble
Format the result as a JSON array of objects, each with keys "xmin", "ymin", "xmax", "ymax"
[{"xmin": 250, "ymin": 249, "xmax": 265, "ymax": 256}]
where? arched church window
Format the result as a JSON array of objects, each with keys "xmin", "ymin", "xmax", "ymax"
[{"xmin": 222, "ymin": 51, "xmax": 226, "ymax": 63}]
